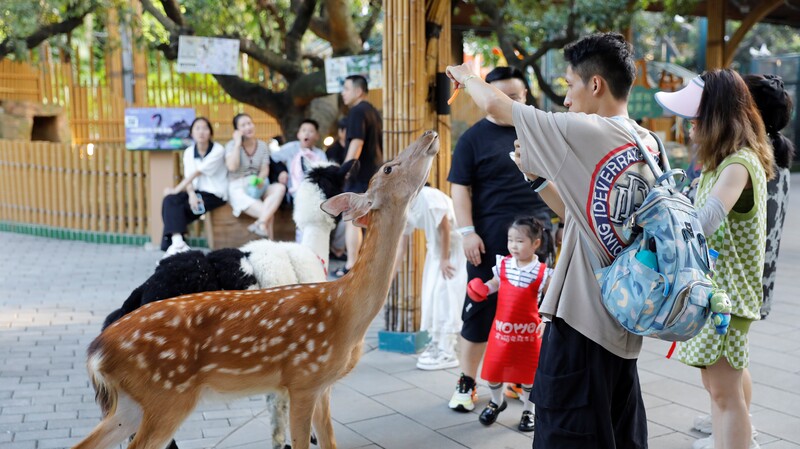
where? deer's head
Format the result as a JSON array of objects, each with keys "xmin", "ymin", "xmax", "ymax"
[{"xmin": 321, "ymin": 131, "xmax": 439, "ymax": 227}]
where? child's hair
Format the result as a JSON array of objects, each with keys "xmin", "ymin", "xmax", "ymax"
[
  {"xmin": 300, "ymin": 118, "xmax": 319, "ymax": 131},
  {"xmin": 510, "ymin": 217, "xmax": 555, "ymax": 265}
]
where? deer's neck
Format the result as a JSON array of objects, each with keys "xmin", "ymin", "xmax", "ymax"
[
  {"xmin": 300, "ymin": 223, "xmax": 331, "ymax": 270},
  {"xmin": 339, "ymin": 206, "xmax": 408, "ymax": 338}
]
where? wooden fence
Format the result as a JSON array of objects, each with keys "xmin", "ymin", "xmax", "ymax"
[{"xmin": 0, "ymin": 140, "xmax": 148, "ymax": 235}]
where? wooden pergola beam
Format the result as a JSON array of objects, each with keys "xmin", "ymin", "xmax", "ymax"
[{"xmin": 724, "ymin": 0, "xmax": 783, "ymax": 67}]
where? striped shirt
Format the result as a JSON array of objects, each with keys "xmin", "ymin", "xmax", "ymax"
[{"xmin": 492, "ymin": 255, "xmax": 553, "ymax": 300}]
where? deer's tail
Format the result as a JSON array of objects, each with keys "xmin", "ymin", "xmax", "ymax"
[{"xmin": 86, "ymin": 343, "xmax": 117, "ymax": 417}]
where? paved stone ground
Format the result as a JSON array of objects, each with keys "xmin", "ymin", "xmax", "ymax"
[{"xmin": 2, "ymin": 174, "xmax": 799, "ymax": 449}]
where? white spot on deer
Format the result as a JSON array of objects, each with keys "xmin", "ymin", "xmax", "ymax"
[
  {"xmin": 269, "ymin": 336, "xmax": 284, "ymax": 346},
  {"xmin": 240, "ymin": 336, "xmax": 256, "ymax": 344},
  {"xmin": 318, "ymin": 288, "xmax": 326, "ymax": 294},
  {"xmin": 253, "ymin": 305, "xmax": 262, "ymax": 315},
  {"xmin": 201, "ymin": 337, "xmax": 213, "ymax": 350},
  {"xmin": 299, "ymin": 306, "xmax": 308, "ymax": 314},
  {"xmin": 317, "ymin": 322, "xmax": 325, "ymax": 333},
  {"xmin": 185, "ymin": 317, "xmax": 192, "ymax": 327},
  {"xmin": 243, "ymin": 311, "xmax": 251, "ymax": 319},
  {"xmin": 325, "ymin": 309, "xmax": 332, "ymax": 317},
  {"xmin": 278, "ymin": 298, "xmax": 286, "ymax": 305},
  {"xmin": 163, "ymin": 380, "xmax": 173, "ymax": 389},
  {"xmin": 306, "ymin": 340, "xmax": 315, "ymax": 351},
  {"xmin": 168, "ymin": 370, "xmax": 174, "ymax": 378},
  {"xmin": 308, "ymin": 307, "xmax": 317, "ymax": 315},
  {"xmin": 194, "ymin": 315, "xmax": 204, "ymax": 326},
  {"xmin": 232, "ymin": 348, "xmax": 242, "ymax": 354},
  {"xmin": 152, "ymin": 372, "xmax": 161, "ymax": 382},
  {"xmin": 200, "ymin": 364, "xmax": 218, "ymax": 372},
  {"xmin": 231, "ymin": 334, "xmax": 240, "ymax": 341},
  {"xmin": 215, "ymin": 328, "xmax": 226, "ymax": 336},
  {"xmin": 287, "ymin": 318, "xmax": 295, "ymax": 327},
  {"xmin": 177, "ymin": 365, "xmax": 186, "ymax": 373},
  {"xmin": 293, "ymin": 352, "xmax": 309, "ymax": 365},
  {"xmin": 204, "ymin": 295, "xmax": 213, "ymax": 300},
  {"xmin": 317, "ymin": 347, "xmax": 332, "ymax": 363},
  {"xmin": 217, "ymin": 367, "xmax": 242, "ymax": 375},
  {"xmin": 165, "ymin": 316, "xmax": 180, "ymax": 328},
  {"xmin": 219, "ymin": 346, "xmax": 229, "ymax": 353},
  {"xmin": 159, "ymin": 350, "xmax": 176, "ymax": 360},
  {"xmin": 131, "ymin": 330, "xmax": 141, "ymax": 340},
  {"xmin": 180, "ymin": 349, "xmax": 188, "ymax": 359},
  {"xmin": 151, "ymin": 310, "xmax": 166, "ymax": 320},
  {"xmin": 135, "ymin": 354, "xmax": 148, "ymax": 369},
  {"xmin": 175, "ymin": 378, "xmax": 193, "ymax": 393},
  {"xmin": 227, "ymin": 311, "xmax": 242, "ymax": 320},
  {"xmin": 120, "ymin": 340, "xmax": 133, "ymax": 350},
  {"xmin": 209, "ymin": 306, "xmax": 218, "ymax": 315},
  {"xmin": 288, "ymin": 342, "xmax": 298, "ymax": 352},
  {"xmin": 309, "ymin": 363, "xmax": 319, "ymax": 372},
  {"xmin": 299, "ymin": 334, "xmax": 307, "ymax": 343}
]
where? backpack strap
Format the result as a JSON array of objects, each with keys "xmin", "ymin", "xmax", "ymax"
[{"xmin": 611, "ymin": 117, "xmax": 685, "ymax": 189}]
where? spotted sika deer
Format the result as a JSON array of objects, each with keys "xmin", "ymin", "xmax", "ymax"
[{"xmin": 72, "ymin": 131, "xmax": 440, "ymax": 449}]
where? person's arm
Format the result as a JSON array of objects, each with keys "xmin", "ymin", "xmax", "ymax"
[
  {"xmin": 697, "ymin": 163, "xmax": 750, "ymax": 235},
  {"xmin": 344, "ymin": 138, "xmax": 364, "ymax": 162},
  {"xmin": 451, "ymin": 183, "xmax": 484, "ymax": 267},
  {"xmin": 445, "ymin": 63, "xmax": 515, "ymax": 126},
  {"xmin": 225, "ymin": 132, "xmax": 243, "ymax": 171},
  {"xmin": 437, "ymin": 216, "xmax": 456, "ymax": 279},
  {"xmin": 513, "ymin": 139, "xmax": 565, "ymax": 220}
]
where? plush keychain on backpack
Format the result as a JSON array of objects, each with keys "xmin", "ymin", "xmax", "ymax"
[{"xmin": 709, "ymin": 290, "xmax": 732, "ymax": 335}]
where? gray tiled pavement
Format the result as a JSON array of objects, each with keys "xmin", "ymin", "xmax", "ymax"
[{"xmin": 2, "ymin": 174, "xmax": 800, "ymax": 449}]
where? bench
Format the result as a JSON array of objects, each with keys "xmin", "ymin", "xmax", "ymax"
[{"xmin": 205, "ymin": 203, "xmax": 296, "ymax": 249}]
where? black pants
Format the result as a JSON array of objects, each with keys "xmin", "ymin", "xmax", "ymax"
[
  {"xmin": 532, "ymin": 318, "xmax": 647, "ymax": 449},
  {"xmin": 160, "ymin": 191, "xmax": 225, "ymax": 251}
]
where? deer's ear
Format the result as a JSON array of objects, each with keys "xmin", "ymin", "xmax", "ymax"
[
  {"xmin": 321, "ymin": 192, "xmax": 373, "ymax": 222},
  {"xmin": 353, "ymin": 214, "xmax": 370, "ymax": 228}
]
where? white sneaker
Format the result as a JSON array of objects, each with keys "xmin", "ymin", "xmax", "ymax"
[
  {"xmin": 692, "ymin": 434, "xmax": 760, "ymax": 449},
  {"xmin": 693, "ymin": 414, "xmax": 758, "ymax": 437},
  {"xmin": 163, "ymin": 241, "xmax": 190, "ymax": 259},
  {"xmin": 417, "ymin": 343, "xmax": 439, "ymax": 367},
  {"xmin": 417, "ymin": 351, "xmax": 459, "ymax": 371}
]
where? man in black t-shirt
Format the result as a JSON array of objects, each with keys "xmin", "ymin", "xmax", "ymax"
[
  {"xmin": 336, "ymin": 75, "xmax": 383, "ymax": 277},
  {"xmin": 447, "ymin": 67, "xmax": 551, "ymax": 413}
]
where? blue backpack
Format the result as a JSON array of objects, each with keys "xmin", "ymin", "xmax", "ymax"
[{"xmin": 595, "ymin": 120, "xmax": 716, "ymax": 342}]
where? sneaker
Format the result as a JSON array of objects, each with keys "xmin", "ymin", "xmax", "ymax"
[
  {"xmin": 693, "ymin": 414, "xmax": 758, "ymax": 437},
  {"xmin": 692, "ymin": 434, "xmax": 760, "ymax": 449},
  {"xmin": 448, "ymin": 374, "xmax": 477, "ymax": 412},
  {"xmin": 518, "ymin": 410, "xmax": 535, "ymax": 432},
  {"xmin": 478, "ymin": 400, "xmax": 507, "ymax": 425},
  {"xmin": 162, "ymin": 241, "xmax": 190, "ymax": 259},
  {"xmin": 505, "ymin": 384, "xmax": 525, "ymax": 401},
  {"xmin": 417, "ymin": 351, "xmax": 459, "ymax": 371},
  {"xmin": 417, "ymin": 343, "xmax": 439, "ymax": 366}
]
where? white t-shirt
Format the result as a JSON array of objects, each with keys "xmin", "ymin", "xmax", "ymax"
[
  {"xmin": 512, "ymin": 102, "xmax": 659, "ymax": 359},
  {"xmin": 182, "ymin": 142, "xmax": 228, "ymax": 200},
  {"xmin": 492, "ymin": 255, "xmax": 552, "ymax": 301}
]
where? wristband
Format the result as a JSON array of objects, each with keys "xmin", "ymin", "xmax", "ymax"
[
  {"xmin": 530, "ymin": 178, "xmax": 549, "ymax": 192},
  {"xmin": 456, "ymin": 226, "xmax": 475, "ymax": 236}
]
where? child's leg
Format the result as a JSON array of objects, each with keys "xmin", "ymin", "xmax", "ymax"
[
  {"xmin": 488, "ymin": 382, "xmax": 504, "ymax": 406},
  {"xmin": 520, "ymin": 384, "xmax": 534, "ymax": 412}
]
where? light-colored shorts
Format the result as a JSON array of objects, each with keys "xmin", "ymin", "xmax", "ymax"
[
  {"xmin": 673, "ymin": 315, "xmax": 752, "ymax": 370},
  {"xmin": 228, "ymin": 177, "xmax": 258, "ymax": 217}
]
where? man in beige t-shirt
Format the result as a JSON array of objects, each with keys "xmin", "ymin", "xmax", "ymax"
[{"xmin": 447, "ymin": 33, "xmax": 654, "ymax": 449}]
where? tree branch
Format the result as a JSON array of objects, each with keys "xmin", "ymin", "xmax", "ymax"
[
  {"xmin": 359, "ymin": 0, "xmax": 382, "ymax": 43},
  {"xmin": 286, "ymin": 0, "xmax": 318, "ymax": 62},
  {"xmin": 232, "ymin": 36, "xmax": 304, "ymax": 80},
  {"xmin": 140, "ymin": 0, "xmax": 181, "ymax": 35},
  {"xmin": 213, "ymin": 74, "xmax": 290, "ymax": 116},
  {"xmin": 323, "ymin": 0, "xmax": 361, "ymax": 55},
  {"xmin": 0, "ymin": 2, "xmax": 99, "ymax": 60},
  {"xmin": 530, "ymin": 60, "xmax": 565, "ymax": 106},
  {"xmin": 158, "ymin": 0, "xmax": 185, "ymax": 27}
]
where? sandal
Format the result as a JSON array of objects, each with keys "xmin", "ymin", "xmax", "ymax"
[
  {"xmin": 248, "ymin": 222, "xmax": 269, "ymax": 238},
  {"xmin": 332, "ymin": 267, "xmax": 350, "ymax": 278}
]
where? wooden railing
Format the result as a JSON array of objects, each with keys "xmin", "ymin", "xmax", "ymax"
[{"xmin": 0, "ymin": 140, "xmax": 148, "ymax": 235}]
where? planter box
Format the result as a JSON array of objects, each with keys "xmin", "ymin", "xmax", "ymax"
[{"xmin": 378, "ymin": 330, "xmax": 429, "ymax": 354}]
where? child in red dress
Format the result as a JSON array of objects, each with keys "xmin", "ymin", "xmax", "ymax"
[{"xmin": 466, "ymin": 217, "xmax": 553, "ymax": 432}]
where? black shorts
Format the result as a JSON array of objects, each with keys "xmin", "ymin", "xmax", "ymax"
[
  {"xmin": 459, "ymin": 294, "xmax": 497, "ymax": 343},
  {"xmin": 532, "ymin": 318, "xmax": 647, "ymax": 449}
]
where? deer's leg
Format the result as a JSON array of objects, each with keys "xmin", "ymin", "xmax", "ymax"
[
  {"xmin": 266, "ymin": 392, "xmax": 289, "ymax": 449},
  {"xmin": 288, "ymin": 389, "xmax": 318, "ymax": 449},
  {"xmin": 311, "ymin": 387, "xmax": 337, "ymax": 449},
  {"xmin": 72, "ymin": 391, "xmax": 142, "ymax": 449},
  {"xmin": 127, "ymin": 397, "xmax": 196, "ymax": 449}
]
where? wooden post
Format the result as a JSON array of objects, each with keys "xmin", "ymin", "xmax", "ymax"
[
  {"xmin": 147, "ymin": 151, "xmax": 175, "ymax": 245},
  {"xmin": 705, "ymin": 0, "xmax": 726, "ymax": 69}
]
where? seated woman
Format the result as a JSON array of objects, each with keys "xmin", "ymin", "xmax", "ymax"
[
  {"xmin": 161, "ymin": 117, "xmax": 228, "ymax": 257},
  {"xmin": 225, "ymin": 113, "xmax": 288, "ymax": 239}
]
